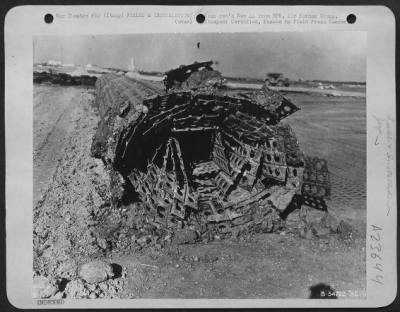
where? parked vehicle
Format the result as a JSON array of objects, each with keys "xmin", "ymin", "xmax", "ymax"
[{"xmin": 264, "ymin": 73, "xmax": 290, "ymax": 87}]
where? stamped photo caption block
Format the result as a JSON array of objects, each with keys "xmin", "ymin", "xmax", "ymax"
[{"xmin": 4, "ymin": 5, "xmax": 396, "ymax": 309}]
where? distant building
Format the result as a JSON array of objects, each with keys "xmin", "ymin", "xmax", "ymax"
[
  {"xmin": 128, "ymin": 57, "xmax": 136, "ymax": 72},
  {"xmin": 86, "ymin": 64, "xmax": 114, "ymax": 74},
  {"xmin": 47, "ymin": 60, "xmax": 61, "ymax": 66}
]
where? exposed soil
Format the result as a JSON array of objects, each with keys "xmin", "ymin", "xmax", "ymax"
[{"xmin": 33, "ymin": 83, "xmax": 366, "ymax": 299}]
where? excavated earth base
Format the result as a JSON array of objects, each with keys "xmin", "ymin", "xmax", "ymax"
[{"xmin": 33, "ymin": 83, "xmax": 366, "ymax": 299}]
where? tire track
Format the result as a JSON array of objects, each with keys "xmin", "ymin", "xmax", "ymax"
[
  {"xmin": 35, "ymin": 105, "xmax": 69, "ymax": 159},
  {"xmin": 33, "ymin": 87, "xmax": 89, "ymax": 204}
]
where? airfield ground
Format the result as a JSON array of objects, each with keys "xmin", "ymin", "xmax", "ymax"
[{"xmin": 33, "ymin": 82, "xmax": 366, "ymax": 299}]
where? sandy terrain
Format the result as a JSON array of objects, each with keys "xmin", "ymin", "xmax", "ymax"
[
  {"xmin": 225, "ymin": 82, "xmax": 366, "ymax": 98},
  {"xmin": 285, "ymin": 94, "xmax": 366, "ymax": 221},
  {"xmin": 33, "ymin": 83, "xmax": 366, "ymax": 299},
  {"xmin": 33, "ymin": 86, "xmax": 96, "ymax": 203}
]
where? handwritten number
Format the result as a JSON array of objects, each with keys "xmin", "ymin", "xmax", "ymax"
[
  {"xmin": 371, "ymin": 232, "xmax": 380, "ymax": 241},
  {"xmin": 372, "ymin": 276, "xmax": 384, "ymax": 285},
  {"xmin": 371, "ymin": 225, "xmax": 382, "ymax": 231},
  {"xmin": 371, "ymin": 253, "xmax": 382, "ymax": 261},
  {"xmin": 369, "ymin": 225, "xmax": 383, "ymax": 285},
  {"xmin": 370, "ymin": 243, "xmax": 382, "ymax": 252}
]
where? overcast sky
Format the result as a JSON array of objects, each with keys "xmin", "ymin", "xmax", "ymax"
[{"xmin": 34, "ymin": 32, "xmax": 366, "ymax": 81}]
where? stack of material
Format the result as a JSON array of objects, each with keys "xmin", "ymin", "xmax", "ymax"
[{"xmin": 90, "ymin": 63, "xmax": 332, "ymax": 246}]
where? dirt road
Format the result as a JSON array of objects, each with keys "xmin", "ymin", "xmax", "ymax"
[
  {"xmin": 33, "ymin": 84, "xmax": 366, "ymax": 299},
  {"xmin": 33, "ymin": 86, "xmax": 96, "ymax": 203}
]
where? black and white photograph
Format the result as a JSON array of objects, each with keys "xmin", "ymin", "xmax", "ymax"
[{"xmin": 32, "ymin": 32, "xmax": 367, "ymax": 299}]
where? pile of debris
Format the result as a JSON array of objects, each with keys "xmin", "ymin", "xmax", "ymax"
[
  {"xmin": 33, "ymin": 71, "xmax": 98, "ymax": 86},
  {"xmin": 90, "ymin": 61, "xmax": 332, "ymax": 245},
  {"xmin": 163, "ymin": 61, "xmax": 225, "ymax": 92},
  {"xmin": 33, "ymin": 260, "xmax": 127, "ymax": 299}
]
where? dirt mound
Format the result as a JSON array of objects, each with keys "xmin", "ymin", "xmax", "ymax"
[{"xmin": 33, "ymin": 88, "xmax": 111, "ymax": 276}]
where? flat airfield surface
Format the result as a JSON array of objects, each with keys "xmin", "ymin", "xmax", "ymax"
[{"xmin": 285, "ymin": 93, "xmax": 366, "ymax": 214}]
